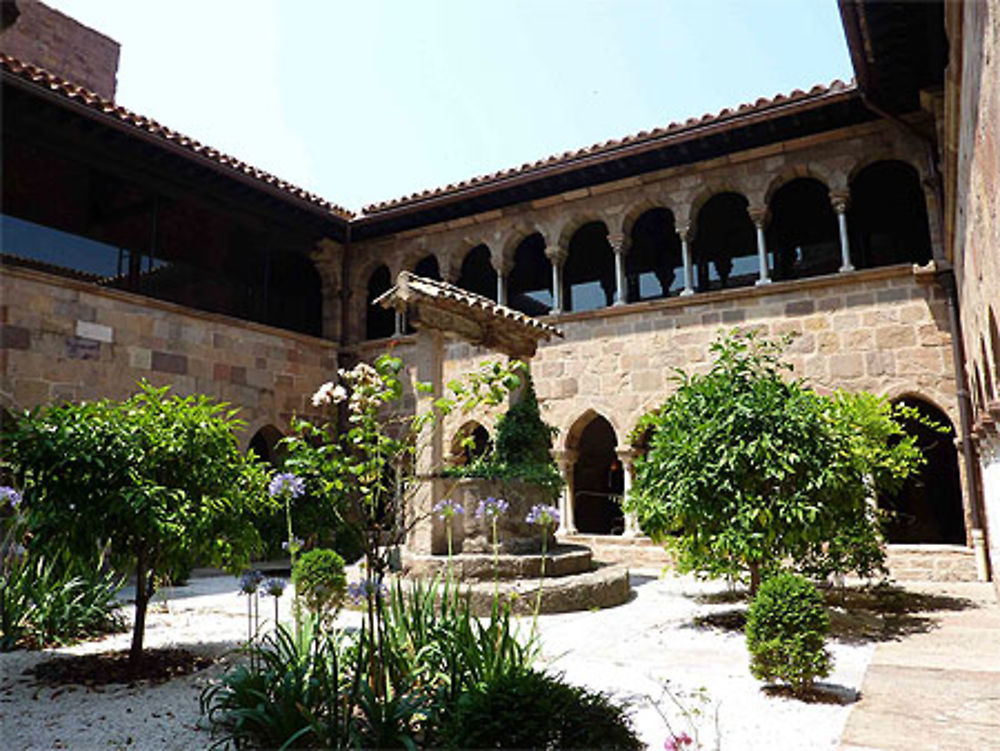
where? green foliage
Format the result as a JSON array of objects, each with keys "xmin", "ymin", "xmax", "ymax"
[
  {"xmin": 3, "ymin": 382, "xmax": 272, "ymax": 661},
  {"xmin": 292, "ymin": 548, "xmax": 347, "ymax": 621},
  {"xmin": 626, "ymin": 331, "xmax": 925, "ymax": 590},
  {"xmin": 447, "ymin": 372, "xmax": 563, "ymax": 500},
  {"xmin": 441, "ymin": 668, "xmax": 643, "ymax": 750},
  {"xmin": 745, "ymin": 572, "xmax": 831, "ymax": 693}
]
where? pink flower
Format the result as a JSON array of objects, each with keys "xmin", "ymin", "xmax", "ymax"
[{"xmin": 665, "ymin": 733, "xmax": 693, "ymax": 750}]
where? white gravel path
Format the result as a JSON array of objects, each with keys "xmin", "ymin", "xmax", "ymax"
[{"xmin": 0, "ymin": 569, "xmax": 875, "ymax": 750}]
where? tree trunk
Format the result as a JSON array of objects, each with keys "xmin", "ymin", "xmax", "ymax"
[
  {"xmin": 749, "ymin": 562, "xmax": 761, "ymax": 597},
  {"xmin": 130, "ymin": 549, "xmax": 150, "ymax": 665}
]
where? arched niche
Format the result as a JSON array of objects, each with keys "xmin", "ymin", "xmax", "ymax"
[
  {"xmin": 989, "ymin": 307, "xmax": 1000, "ymax": 388},
  {"xmin": 365, "ymin": 264, "xmax": 395, "ymax": 340},
  {"xmin": 413, "ymin": 254, "xmax": 441, "ymax": 280},
  {"xmin": 248, "ymin": 424, "xmax": 285, "ymax": 467},
  {"xmin": 848, "ymin": 160, "xmax": 932, "ymax": 269},
  {"xmin": 567, "ymin": 412, "xmax": 623, "ymax": 535},
  {"xmin": 692, "ymin": 192, "xmax": 756, "ymax": 291},
  {"xmin": 456, "ymin": 244, "xmax": 497, "ymax": 300},
  {"xmin": 450, "ymin": 421, "xmax": 491, "ymax": 466},
  {"xmin": 766, "ymin": 178, "xmax": 839, "ymax": 281},
  {"xmin": 508, "ymin": 233, "xmax": 552, "ymax": 315},
  {"xmin": 626, "ymin": 208, "xmax": 683, "ymax": 301},
  {"xmin": 879, "ymin": 397, "xmax": 966, "ymax": 544},
  {"xmin": 563, "ymin": 221, "xmax": 614, "ymax": 313}
]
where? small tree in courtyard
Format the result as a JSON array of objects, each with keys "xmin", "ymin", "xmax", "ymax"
[
  {"xmin": 625, "ymin": 330, "xmax": 925, "ymax": 593},
  {"xmin": 3, "ymin": 382, "xmax": 270, "ymax": 663}
]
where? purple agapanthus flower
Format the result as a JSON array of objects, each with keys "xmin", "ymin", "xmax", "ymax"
[
  {"xmin": 432, "ymin": 498, "xmax": 463, "ymax": 520},
  {"xmin": 476, "ymin": 496, "xmax": 509, "ymax": 520},
  {"xmin": 262, "ymin": 577, "xmax": 286, "ymax": 598},
  {"xmin": 239, "ymin": 569, "xmax": 265, "ymax": 594},
  {"xmin": 525, "ymin": 503, "xmax": 560, "ymax": 527},
  {"xmin": 0, "ymin": 486, "xmax": 22, "ymax": 508},
  {"xmin": 268, "ymin": 472, "xmax": 305, "ymax": 499},
  {"xmin": 347, "ymin": 579, "xmax": 387, "ymax": 604}
]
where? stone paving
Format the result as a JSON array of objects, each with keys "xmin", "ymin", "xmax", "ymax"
[{"xmin": 838, "ymin": 581, "xmax": 1000, "ymax": 751}]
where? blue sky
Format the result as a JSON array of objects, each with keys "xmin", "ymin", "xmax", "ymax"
[{"xmin": 48, "ymin": 1, "xmax": 852, "ymax": 213}]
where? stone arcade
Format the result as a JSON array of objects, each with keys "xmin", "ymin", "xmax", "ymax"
[{"xmin": 1, "ymin": 0, "xmax": 998, "ymax": 590}]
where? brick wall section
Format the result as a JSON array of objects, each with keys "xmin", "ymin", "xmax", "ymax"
[
  {"xmin": 0, "ymin": 0, "xmax": 119, "ymax": 99},
  {"xmin": 0, "ymin": 267, "xmax": 336, "ymax": 446}
]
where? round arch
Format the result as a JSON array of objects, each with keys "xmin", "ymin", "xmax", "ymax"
[
  {"xmin": 626, "ymin": 207, "xmax": 683, "ymax": 301},
  {"xmin": 766, "ymin": 177, "xmax": 840, "ymax": 281},
  {"xmin": 763, "ymin": 163, "xmax": 836, "ymax": 205},
  {"xmin": 248, "ymin": 424, "xmax": 285, "ymax": 466},
  {"xmin": 563, "ymin": 221, "xmax": 614, "ymax": 312},
  {"xmin": 412, "ymin": 253, "xmax": 442, "ymax": 281},
  {"xmin": 449, "ymin": 420, "xmax": 491, "ymax": 466},
  {"xmin": 848, "ymin": 160, "xmax": 932, "ymax": 269},
  {"xmin": 365, "ymin": 264, "xmax": 395, "ymax": 340},
  {"xmin": 455, "ymin": 244, "xmax": 496, "ymax": 300},
  {"xmin": 621, "ymin": 197, "xmax": 676, "ymax": 238},
  {"xmin": 879, "ymin": 396, "xmax": 966, "ymax": 544},
  {"xmin": 566, "ymin": 411, "xmax": 623, "ymax": 535},
  {"xmin": 684, "ymin": 183, "xmax": 750, "ymax": 228},
  {"xmin": 556, "ymin": 214, "xmax": 606, "ymax": 250},
  {"xmin": 691, "ymin": 191, "xmax": 756, "ymax": 291}
]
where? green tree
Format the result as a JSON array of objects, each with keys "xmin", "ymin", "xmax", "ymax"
[
  {"xmin": 625, "ymin": 331, "xmax": 924, "ymax": 593},
  {"xmin": 4, "ymin": 382, "xmax": 270, "ymax": 663}
]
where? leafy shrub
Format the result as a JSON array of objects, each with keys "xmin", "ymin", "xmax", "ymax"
[
  {"xmin": 1, "ymin": 553, "xmax": 124, "ymax": 650},
  {"xmin": 442, "ymin": 668, "xmax": 643, "ymax": 750},
  {"xmin": 292, "ymin": 548, "xmax": 347, "ymax": 621},
  {"xmin": 746, "ymin": 572, "xmax": 831, "ymax": 694}
]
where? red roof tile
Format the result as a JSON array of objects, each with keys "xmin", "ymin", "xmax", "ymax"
[
  {"xmin": 361, "ymin": 79, "xmax": 856, "ymax": 216},
  {"xmin": 1, "ymin": 53, "xmax": 354, "ymax": 220}
]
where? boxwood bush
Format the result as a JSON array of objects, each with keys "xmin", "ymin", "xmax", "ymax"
[
  {"xmin": 745, "ymin": 571, "xmax": 831, "ymax": 694},
  {"xmin": 292, "ymin": 548, "xmax": 347, "ymax": 622}
]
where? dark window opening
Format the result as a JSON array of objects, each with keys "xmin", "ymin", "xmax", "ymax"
[
  {"xmin": 692, "ymin": 192, "xmax": 757, "ymax": 291},
  {"xmin": 572, "ymin": 414, "xmax": 623, "ymax": 535},
  {"xmin": 451, "ymin": 422, "xmax": 491, "ymax": 466},
  {"xmin": 249, "ymin": 425, "xmax": 285, "ymax": 466},
  {"xmin": 508, "ymin": 233, "xmax": 552, "ymax": 316},
  {"xmin": 456, "ymin": 244, "xmax": 497, "ymax": 301},
  {"xmin": 626, "ymin": 208, "xmax": 683, "ymax": 302},
  {"xmin": 564, "ymin": 222, "xmax": 614, "ymax": 313},
  {"xmin": 414, "ymin": 254, "xmax": 441, "ymax": 280},
  {"xmin": 366, "ymin": 265, "xmax": 395, "ymax": 340},
  {"xmin": 849, "ymin": 161, "xmax": 932, "ymax": 269},
  {"xmin": 766, "ymin": 178, "xmax": 840, "ymax": 281},
  {"xmin": 989, "ymin": 308, "xmax": 1000, "ymax": 389},
  {"xmin": 878, "ymin": 398, "xmax": 965, "ymax": 544}
]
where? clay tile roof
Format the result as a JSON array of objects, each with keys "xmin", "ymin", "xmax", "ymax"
[
  {"xmin": 1, "ymin": 53, "xmax": 354, "ymax": 220},
  {"xmin": 375, "ymin": 271, "xmax": 562, "ymax": 343},
  {"xmin": 360, "ymin": 78, "xmax": 855, "ymax": 216}
]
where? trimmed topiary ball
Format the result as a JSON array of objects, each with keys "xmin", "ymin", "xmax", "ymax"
[
  {"xmin": 291, "ymin": 548, "xmax": 347, "ymax": 622},
  {"xmin": 745, "ymin": 571, "xmax": 831, "ymax": 694}
]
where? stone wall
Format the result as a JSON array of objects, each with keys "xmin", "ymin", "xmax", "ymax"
[
  {"xmin": 948, "ymin": 0, "xmax": 1000, "ymax": 587},
  {"xmin": 0, "ymin": 267, "xmax": 335, "ymax": 446},
  {"xmin": 0, "ymin": 0, "xmax": 119, "ymax": 99}
]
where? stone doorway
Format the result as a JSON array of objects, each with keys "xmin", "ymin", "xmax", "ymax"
[
  {"xmin": 570, "ymin": 413, "xmax": 624, "ymax": 535},
  {"xmin": 880, "ymin": 398, "xmax": 966, "ymax": 544}
]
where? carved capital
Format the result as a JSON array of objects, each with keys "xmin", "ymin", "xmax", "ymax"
[
  {"xmin": 747, "ymin": 206, "xmax": 768, "ymax": 227},
  {"xmin": 676, "ymin": 223, "xmax": 693, "ymax": 242},
  {"xmin": 544, "ymin": 244, "xmax": 568, "ymax": 265},
  {"xmin": 830, "ymin": 191, "xmax": 850, "ymax": 214},
  {"xmin": 607, "ymin": 232, "xmax": 629, "ymax": 255}
]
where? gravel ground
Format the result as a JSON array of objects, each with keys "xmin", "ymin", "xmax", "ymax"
[{"xmin": 0, "ymin": 569, "xmax": 874, "ymax": 750}]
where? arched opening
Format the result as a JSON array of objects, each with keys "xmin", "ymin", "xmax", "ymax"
[
  {"xmin": 981, "ymin": 338, "xmax": 995, "ymax": 403},
  {"xmin": 508, "ymin": 233, "xmax": 552, "ymax": 315},
  {"xmin": 456, "ymin": 244, "xmax": 497, "ymax": 300},
  {"xmin": 249, "ymin": 425, "xmax": 284, "ymax": 466},
  {"xmin": 626, "ymin": 208, "xmax": 683, "ymax": 301},
  {"xmin": 365, "ymin": 265, "xmax": 395, "ymax": 340},
  {"xmin": 450, "ymin": 421, "xmax": 491, "ymax": 466},
  {"xmin": 563, "ymin": 222, "xmax": 614, "ymax": 312},
  {"xmin": 413, "ymin": 254, "xmax": 441, "ymax": 281},
  {"xmin": 848, "ymin": 160, "xmax": 932, "ymax": 269},
  {"xmin": 766, "ymin": 178, "xmax": 840, "ymax": 281},
  {"xmin": 570, "ymin": 414, "xmax": 623, "ymax": 535},
  {"xmin": 879, "ymin": 398, "xmax": 966, "ymax": 544},
  {"xmin": 989, "ymin": 307, "xmax": 1000, "ymax": 389},
  {"xmin": 692, "ymin": 192, "xmax": 757, "ymax": 291}
]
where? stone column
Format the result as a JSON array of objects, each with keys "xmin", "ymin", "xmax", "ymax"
[
  {"xmin": 311, "ymin": 238, "xmax": 343, "ymax": 341},
  {"xmin": 553, "ymin": 448, "xmax": 578, "ymax": 535},
  {"xmin": 609, "ymin": 232, "xmax": 628, "ymax": 306},
  {"xmin": 545, "ymin": 245, "xmax": 566, "ymax": 314},
  {"xmin": 496, "ymin": 273, "xmax": 508, "ymax": 306},
  {"xmin": 677, "ymin": 224, "xmax": 695, "ymax": 296},
  {"xmin": 617, "ymin": 447, "xmax": 641, "ymax": 537},
  {"xmin": 749, "ymin": 207, "xmax": 771, "ymax": 285},
  {"xmin": 408, "ymin": 328, "xmax": 447, "ymax": 554},
  {"xmin": 831, "ymin": 192, "xmax": 854, "ymax": 272}
]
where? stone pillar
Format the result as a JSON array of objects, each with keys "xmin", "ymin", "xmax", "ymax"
[
  {"xmin": 617, "ymin": 447, "xmax": 641, "ymax": 537},
  {"xmin": 497, "ymin": 273, "xmax": 508, "ymax": 306},
  {"xmin": 311, "ymin": 238, "xmax": 343, "ymax": 341},
  {"xmin": 545, "ymin": 245, "xmax": 566, "ymax": 314},
  {"xmin": 553, "ymin": 449, "xmax": 578, "ymax": 535},
  {"xmin": 609, "ymin": 232, "xmax": 628, "ymax": 306},
  {"xmin": 831, "ymin": 192, "xmax": 854, "ymax": 272},
  {"xmin": 749, "ymin": 207, "xmax": 771, "ymax": 285},
  {"xmin": 408, "ymin": 328, "xmax": 447, "ymax": 553},
  {"xmin": 678, "ymin": 224, "xmax": 695, "ymax": 296}
]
